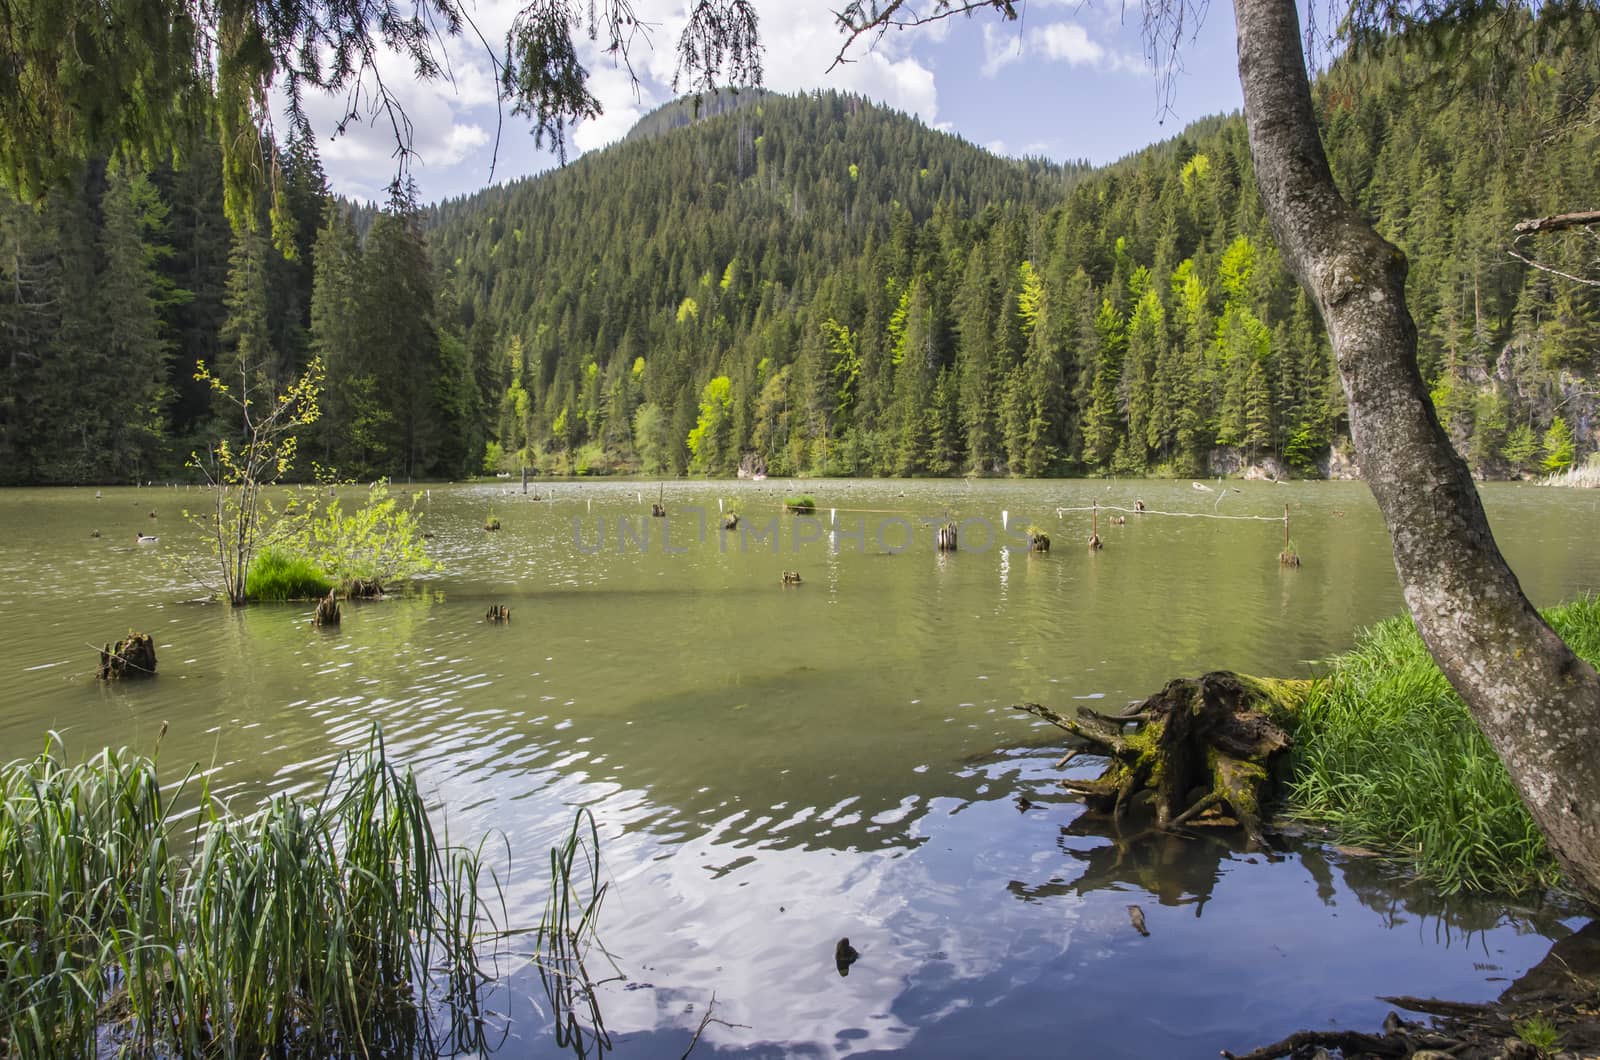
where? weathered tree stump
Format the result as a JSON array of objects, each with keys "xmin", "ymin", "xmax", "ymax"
[
  {"xmin": 723, "ymin": 513, "xmax": 739, "ymax": 530},
  {"xmin": 651, "ymin": 503, "xmax": 667, "ymax": 518},
  {"xmin": 484, "ymin": 517, "xmax": 501, "ymax": 531},
  {"xmin": 1029, "ymin": 531, "xmax": 1050, "ymax": 552},
  {"xmin": 936, "ymin": 523, "xmax": 958, "ymax": 551},
  {"xmin": 486, "ymin": 604, "xmax": 511, "ymax": 622},
  {"xmin": 98, "ymin": 632, "xmax": 157, "ymax": 680},
  {"xmin": 345, "ymin": 579, "xmax": 383, "ymax": 599},
  {"xmin": 1086, "ymin": 533, "xmax": 1101, "ymax": 550},
  {"xmin": 781, "ymin": 570, "xmax": 803, "ymax": 585},
  {"xmin": 1015, "ymin": 671, "xmax": 1311, "ymax": 846},
  {"xmin": 313, "ymin": 590, "xmax": 340, "ymax": 627}
]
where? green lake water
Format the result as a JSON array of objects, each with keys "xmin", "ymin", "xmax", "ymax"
[{"xmin": 3, "ymin": 478, "xmax": 1598, "ymax": 1057}]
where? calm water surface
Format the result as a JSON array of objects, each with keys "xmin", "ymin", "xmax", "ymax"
[{"xmin": 4, "ymin": 479, "xmax": 1599, "ymax": 1057}]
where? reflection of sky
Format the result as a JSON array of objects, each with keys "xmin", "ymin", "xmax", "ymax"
[
  {"xmin": 4, "ymin": 483, "xmax": 1596, "ymax": 1057},
  {"xmin": 461, "ymin": 752, "xmax": 1573, "ymax": 1058}
]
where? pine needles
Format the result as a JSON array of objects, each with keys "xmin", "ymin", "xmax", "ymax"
[{"xmin": 0, "ymin": 729, "xmax": 499, "ymax": 1058}]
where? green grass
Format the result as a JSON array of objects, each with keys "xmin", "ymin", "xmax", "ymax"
[
  {"xmin": 783, "ymin": 495, "xmax": 816, "ymax": 514},
  {"xmin": 245, "ymin": 546, "xmax": 333, "ymax": 601},
  {"xmin": 0, "ymin": 730, "xmax": 499, "ymax": 1058},
  {"xmin": 1286, "ymin": 597, "xmax": 1600, "ymax": 896}
]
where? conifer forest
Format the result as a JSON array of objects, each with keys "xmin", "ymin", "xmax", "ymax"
[{"xmin": 1, "ymin": 21, "xmax": 1594, "ymax": 486}]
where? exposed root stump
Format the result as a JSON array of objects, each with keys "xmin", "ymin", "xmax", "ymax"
[
  {"xmin": 313, "ymin": 590, "xmax": 340, "ymax": 627},
  {"xmin": 99, "ymin": 632, "xmax": 157, "ymax": 680},
  {"xmin": 1015, "ymin": 671, "xmax": 1310, "ymax": 845}
]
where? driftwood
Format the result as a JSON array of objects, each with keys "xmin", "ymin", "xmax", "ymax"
[
  {"xmin": 98, "ymin": 632, "xmax": 157, "ymax": 680},
  {"xmin": 1015, "ymin": 671, "xmax": 1311, "ymax": 846},
  {"xmin": 313, "ymin": 590, "xmax": 340, "ymax": 627}
]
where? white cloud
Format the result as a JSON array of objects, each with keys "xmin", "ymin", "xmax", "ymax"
[
  {"xmin": 981, "ymin": 19, "xmax": 1143, "ymax": 79},
  {"xmin": 1038, "ymin": 23, "xmax": 1104, "ymax": 64}
]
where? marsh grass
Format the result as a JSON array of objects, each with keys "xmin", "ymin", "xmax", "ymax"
[
  {"xmin": 783, "ymin": 495, "xmax": 816, "ymax": 514},
  {"xmin": 245, "ymin": 546, "xmax": 333, "ymax": 601},
  {"xmin": 1286, "ymin": 598, "xmax": 1600, "ymax": 896},
  {"xmin": 533, "ymin": 808, "xmax": 618, "ymax": 1058},
  {"xmin": 1, "ymin": 730, "xmax": 499, "ymax": 1058}
]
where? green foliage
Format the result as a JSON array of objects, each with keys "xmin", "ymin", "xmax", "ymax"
[
  {"xmin": 1504, "ymin": 423, "xmax": 1541, "ymax": 474},
  {"xmin": 1542, "ymin": 415, "xmax": 1576, "ymax": 473},
  {"xmin": 1515, "ymin": 1014, "xmax": 1564, "ymax": 1055},
  {"xmin": 245, "ymin": 546, "xmax": 333, "ymax": 601},
  {"xmin": 185, "ymin": 359, "xmax": 324, "ymax": 606},
  {"xmin": 0, "ymin": 730, "xmax": 498, "ymax": 1058},
  {"xmin": 1286, "ymin": 597, "xmax": 1600, "ymax": 894},
  {"xmin": 285, "ymin": 480, "xmax": 436, "ymax": 591},
  {"xmin": 783, "ymin": 494, "xmax": 816, "ymax": 513},
  {"xmin": 686, "ymin": 375, "xmax": 734, "ymax": 473},
  {"xmin": 4, "ymin": 23, "xmax": 1598, "ymax": 483}
]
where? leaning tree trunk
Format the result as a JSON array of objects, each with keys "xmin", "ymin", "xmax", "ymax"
[{"xmin": 1233, "ymin": 0, "xmax": 1600, "ymax": 903}]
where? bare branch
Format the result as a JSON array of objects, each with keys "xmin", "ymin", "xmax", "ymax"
[
  {"xmin": 1505, "ymin": 245, "xmax": 1600, "ymax": 288},
  {"xmin": 1514, "ymin": 210, "xmax": 1600, "ymax": 237}
]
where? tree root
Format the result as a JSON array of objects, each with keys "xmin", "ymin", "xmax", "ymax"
[{"xmin": 1015, "ymin": 671, "xmax": 1311, "ymax": 845}]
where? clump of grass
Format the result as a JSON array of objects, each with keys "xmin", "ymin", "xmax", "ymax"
[
  {"xmin": 245, "ymin": 546, "xmax": 332, "ymax": 601},
  {"xmin": 1, "ymin": 729, "xmax": 500, "ymax": 1058},
  {"xmin": 1285, "ymin": 598, "xmax": 1600, "ymax": 896},
  {"xmin": 1515, "ymin": 1013, "xmax": 1563, "ymax": 1056},
  {"xmin": 783, "ymin": 495, "xmax": 816, "ymax": 514}
]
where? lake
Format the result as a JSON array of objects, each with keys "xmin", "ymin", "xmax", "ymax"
[{"xmin": 4, "ymin": 478, "xmax": 1598, "ymax": 1057}]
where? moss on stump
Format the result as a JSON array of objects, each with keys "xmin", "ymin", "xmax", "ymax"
[{"xmin": 1015, "ymin": 671, "xmax": 1311, "ymax": 845}]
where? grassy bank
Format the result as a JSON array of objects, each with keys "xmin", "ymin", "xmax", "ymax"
[
  {"xmin": 0, "ymin": 731, "xmax": 496, "ymax": 1058},
  {"xmin": 1285, "ymin": 597, "xmax": 1600, "ymax": 896}
]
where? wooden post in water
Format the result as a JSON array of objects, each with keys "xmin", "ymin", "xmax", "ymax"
[
  {"xmin": 1279, "ymin": 504, "xmax": 1301, "ymax": 567},
  {"xmin": 652, "ymin": 481, "xmax": 666, "ymax": 518},
  {"xmin": 521, "ymin": 466, "xmax": 528, "ymax": 494}
]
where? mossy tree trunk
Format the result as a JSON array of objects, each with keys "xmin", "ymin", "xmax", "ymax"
[
  {"xmin": 1017, "ymin": 671, "xmax": 1310, "ymax": 845},
  {"xmin": 1234, "ymin": 0, "xmax": 1600, "ymax": 905}
]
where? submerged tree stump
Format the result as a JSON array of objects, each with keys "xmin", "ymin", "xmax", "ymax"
[
  {"xmin": 723, "ymin": 513, "xmax": 739, "ymax": 530},
  {"xmin": 1015, "ymin": 672, "xmax": 1311, "ymax": 845},
  {"xmin": 486, "ymin": 604, "xmax": 511, "ymax": 622},
  {"xmin": 936, "ymin": 523, "xmax": 958, "ymax": 551},
  {"xmin": 313, "ymin": 590, "xmax": 340, "ymax": 627},
  {"xmin": 1029, "ymin": 531, "xmax": 1051, "ymax": 552},
  {"xmin": 98, "ymin": 632, "xmax": 157, "ymax": 680},
  {"xmin": 345, "ymin": 579, "xmax": 383, "ymax": 599},
  {"xmin": 781, "ymin": 570, "xmax": 803, "ymax": 585},
  {"xmin": 651, "ymin": 503, "xmax": 667, "ymax": 518}
]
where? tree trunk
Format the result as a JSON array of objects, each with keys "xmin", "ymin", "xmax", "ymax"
[{"xmin": 1232, "ymin": 0, "xmax": 1600, "ymax": 904}]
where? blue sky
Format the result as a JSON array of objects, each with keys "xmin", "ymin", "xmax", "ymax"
[{"xmin": 298, "ymin": 0, "xmax": 1246, "ymax": 204}]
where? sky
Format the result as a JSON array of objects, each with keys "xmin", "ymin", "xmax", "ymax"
[{"xmin": 294, "ymin": 0, "xmax": 1247, "ymax": 204}]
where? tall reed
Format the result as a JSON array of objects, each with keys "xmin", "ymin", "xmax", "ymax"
[
  {"xmin": 1286, "ymin": 598, "xmax": 1600, "ymax": 895},
  {"xmin": 0, "ymin": 729, "xmax": 499, "ymax": 1058}
]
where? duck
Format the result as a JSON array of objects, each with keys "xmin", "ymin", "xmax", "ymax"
[{"xmin": 136, "ymin": 532, "xmax": 159, "ymax": 544}]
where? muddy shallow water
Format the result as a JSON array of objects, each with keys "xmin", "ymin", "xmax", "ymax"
[{"xmin": 3, "ymin": 479, "xmax": 1597, "ymax": 1057}]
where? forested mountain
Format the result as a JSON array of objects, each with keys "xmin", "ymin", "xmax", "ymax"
[{"xmin": 1, "ymin": 13, "xmax": 1594, "ymax": 485}]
